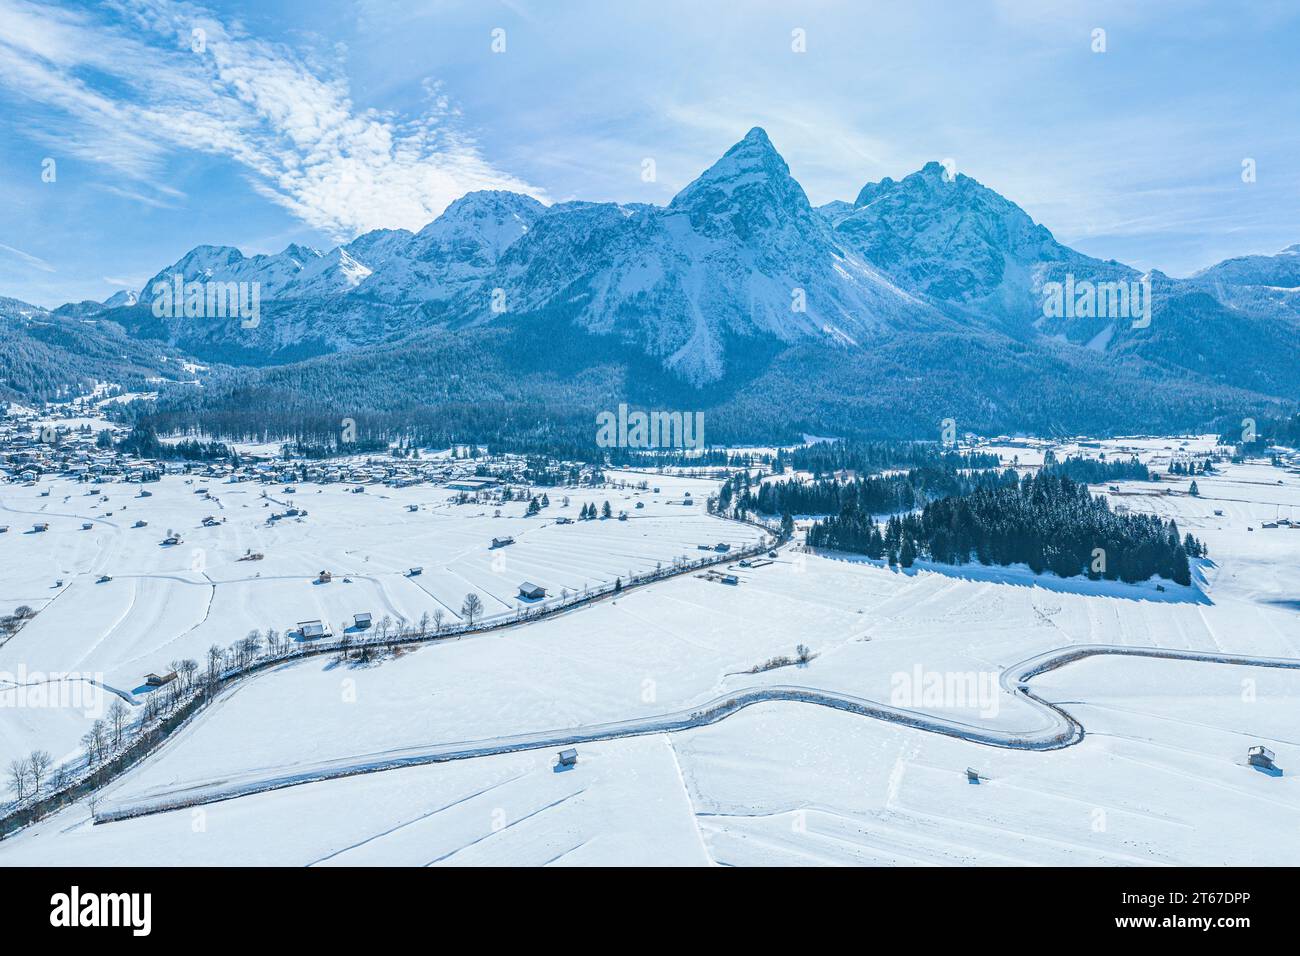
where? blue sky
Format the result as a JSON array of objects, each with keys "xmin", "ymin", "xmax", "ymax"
[{"xmin": 2, "ymin": 0, "xmax": 1298, "ymax": 307}]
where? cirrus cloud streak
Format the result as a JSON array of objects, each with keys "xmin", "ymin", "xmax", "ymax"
[{"xmin": 0, "ymin": 0, "xmax": 542, "ymax": 240}]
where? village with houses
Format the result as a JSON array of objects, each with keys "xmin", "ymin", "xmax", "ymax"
[{"xmin": 0, "ymin": 394, "xmax": 799, "ymax": 734}]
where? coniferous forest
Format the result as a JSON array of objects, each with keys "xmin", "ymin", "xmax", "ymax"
[
  {"xmin": 776, "ymin": 441, "xmax": 1002, "ymax": 475},
  {"xmin": 1041, "ymin": 452, "xmax": 1152, "ymax": 483},
  {"xmin": 721, "ymin": 465, "xmax": 1021, "ymax": 517},
  {"xmin": 806, "ymin": 472, "xmax": 1205, "ymax": 585}
]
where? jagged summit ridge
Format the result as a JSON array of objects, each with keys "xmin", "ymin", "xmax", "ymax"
[{"xmin": 36, "ymin": 127, "xmax": 1299, "ymax": 398}]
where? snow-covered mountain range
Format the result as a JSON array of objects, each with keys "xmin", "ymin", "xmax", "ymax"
[{"xmin": 11, "ymin": 126, "xmax": 1300, "ymax": 434}]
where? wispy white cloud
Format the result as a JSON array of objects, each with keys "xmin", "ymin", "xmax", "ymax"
[
  {"xmin": 92, "ymin": 182, "xmax": 186, "ymax": 209},
  {"xmin": 0, "ymin": 242, "xmax": 55, "ymax": 272},
  {"xmin": 0, "ymin": 0, "xmax": 542, "ymax": 239}
]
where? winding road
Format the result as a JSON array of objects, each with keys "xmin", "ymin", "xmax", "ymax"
[{"xmin": 95, "ymin": 643, "xmax": 1300, "ymax": 823}]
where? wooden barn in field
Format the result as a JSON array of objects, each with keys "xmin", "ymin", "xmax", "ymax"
[
  {"xmin": 298, "ymin": 620, "xmax": 330, "ymax": 640},
  {"xmin": 1248, "ymin": 745, "xmax": 1276, "ymax": 768}
]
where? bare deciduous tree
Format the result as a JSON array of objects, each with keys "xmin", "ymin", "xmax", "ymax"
[
  {"xmin": 81, "ymin": 720, "xmax": 107, "ymax": 767},
  {"xmin": 107, "ymin": 699, "xmax": 130, "ymax": 749},
  {"xmin": 142, "ymin": 691, "xmax": 162, "ymax": 725},
  {"xmin": 27, "ymin": 750, "xmax": 52, "ymax": 794},
  {"xmin": 8, "ymin": 757, "xmax": 30, "ymax": 800},
  {"xmin": 207, "ymin": 644, "xmax": 224, "ymax": 682},
  {"xmin": 461, "ymin": 593, "xmax": 483, "ymax": 627}
]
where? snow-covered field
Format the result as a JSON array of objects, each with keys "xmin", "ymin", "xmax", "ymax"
[
  {"xmin": 3, "ymin": 455, "xmax": 1299, "ymax": 865},
  {"xmin": 0, "ymin": 469, "xmax": 763, "ymax": 770}
]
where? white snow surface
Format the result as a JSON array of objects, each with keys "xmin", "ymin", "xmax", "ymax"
[{"xmin": 3, "ymin": 455, "xmax": 1300, "ymax": 865}]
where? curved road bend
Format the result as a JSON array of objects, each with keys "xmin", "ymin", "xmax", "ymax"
[{"xmin": 96, "ymin": 643, "xmax": 1300, "ymax": 822}]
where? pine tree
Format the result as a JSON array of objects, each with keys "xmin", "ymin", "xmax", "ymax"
[{"xmin": 1172, "ymin": 546, "xmax": 1192, "ymax": 586}]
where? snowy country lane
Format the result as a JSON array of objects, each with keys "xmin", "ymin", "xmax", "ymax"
[{"xmin": 95, "ymin": 644, "xmax": 1300, "ymax": 823}]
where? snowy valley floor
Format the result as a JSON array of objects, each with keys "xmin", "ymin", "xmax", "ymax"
[{"xmin": 2, "ymin": 453, "xmax": 1300, "ymax": 865}]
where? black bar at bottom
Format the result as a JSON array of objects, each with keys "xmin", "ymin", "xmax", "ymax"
[{"xmin": 4, "ymin": 865, "xmax": 1289, "ymax": 942}]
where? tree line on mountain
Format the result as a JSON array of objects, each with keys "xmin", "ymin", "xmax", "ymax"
[
  {"xmin": 105, "ymin": 319, "xmax": 711, "ymax": 457},
  {"xmin": 104, "ymin": 293, "xmax": 1293, "ymax": 454},
  {"xmin": 85, "ymin": 292, "xmax": 1297, "ymax": 465},
  {"xmin": 11, "ymin": 264, "xmax": 1300, "ymax": 449},
  {"xmin": 806, "ymin": 472, "xmax": 1204, "ymax": 585},
  {"xmin": 113, "ymin": 398, "xmax": 605, "ymax": 461}
]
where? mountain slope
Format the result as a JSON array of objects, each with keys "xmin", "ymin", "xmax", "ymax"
[
  {"xmin": 1191, "ymin": 244, "xmax": 1300, "ymax": 288},
  {"xmin": 825, "ymin": 164, "xmax": 1300, "ymax": 402},
  {"xmin": 1179, "ymin": 245, "xmax": 1300, "ymax": 329},
  {"xmin": 140, "ymin": 310, "xmax": 1290, "ymax": 446},
  {"xmin": 0, "ymin": 298, "xmax": 196, "ymax": 403},
  {"xmin": 110, "ymin": 191, "xmax": 547, "ymax": 365},
  {"xmin": 139, "ymin": 243, "xmax": 372, "ymax": 303},
  {"xmin": 352, "ymin": 190, "xmax": 546, "ymax": 305},
  {"xmin": 456, "ymin": 129, "xmax": 941, "ymax": 384},
  {"xmin": 826, "ymin": 161, "xmax": 1135, "ymax": 332}
]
